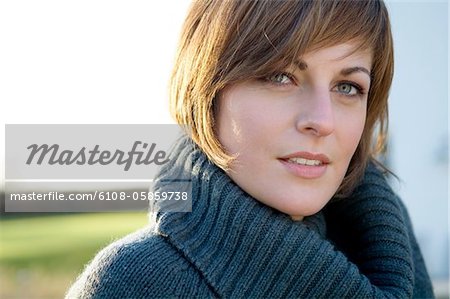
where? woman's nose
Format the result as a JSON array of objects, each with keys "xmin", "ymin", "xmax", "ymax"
[{"xmin": 295, "ymin": 89, "xmax": 335, "ymax": 137}]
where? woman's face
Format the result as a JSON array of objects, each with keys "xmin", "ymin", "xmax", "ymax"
[{"xmin": 216, "ymin": 43, "xmax": 371, "ymax": 220}]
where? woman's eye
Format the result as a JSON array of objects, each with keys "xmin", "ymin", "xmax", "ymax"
[
  {"xmin": 336, "ymin": 82, "xmax": 362, "ymax": 96},
  {"xmin": 267, "ymin": 73, "xmax": 293, "ymax": 85}
]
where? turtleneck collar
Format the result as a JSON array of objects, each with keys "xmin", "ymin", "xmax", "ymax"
[
  {"xmin": 144, "ymin": 134, "xmax": 423, "ymax": 298},
  {"xmin": 150, "ymin": 136, "xmax": 329, "ymax": 297}
]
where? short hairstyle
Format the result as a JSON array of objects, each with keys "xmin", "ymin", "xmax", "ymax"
[{"xmin": 169, "ymin": 0, "xmax": 393, "ymax": 196}]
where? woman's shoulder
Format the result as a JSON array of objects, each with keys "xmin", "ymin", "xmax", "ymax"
[{"xmin": 65, "ymin": 225, "xmax": 212, "ymax": 298}]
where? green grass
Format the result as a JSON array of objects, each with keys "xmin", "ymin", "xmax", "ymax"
[{"xmin": 0, "ymin": 212, "xmax": 148, "ymax": 298}]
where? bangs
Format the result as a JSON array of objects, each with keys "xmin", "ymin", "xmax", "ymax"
[{"xmin": 218, "ymin": 0, "xmax": 389, "ymax": 82}]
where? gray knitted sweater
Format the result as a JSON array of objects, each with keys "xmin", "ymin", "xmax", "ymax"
[{"xmin": 66, "ymin": 137, "xmax": 434, "ymax": 298}]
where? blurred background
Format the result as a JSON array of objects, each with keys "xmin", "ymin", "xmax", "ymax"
[
  {"xmin": 0, "ymin": 0, "xmax": 448, "ymax": 298},
  {"xmin": 386, "ymin": 2, "xmax": 449, "ymax": 297}
]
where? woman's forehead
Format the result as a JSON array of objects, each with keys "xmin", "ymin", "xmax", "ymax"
[{"xmin": 301, "ymin": 43, "xmax": 372, "ymax": 66}]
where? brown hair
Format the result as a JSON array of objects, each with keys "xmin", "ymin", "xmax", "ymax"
[{"xmin": 169, "ymin": 0, "xmax": 394, "ymax": 196}]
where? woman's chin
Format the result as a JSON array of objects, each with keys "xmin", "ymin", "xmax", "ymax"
[
  {"xmin": 290, "ymin": 215, "xmax": 305, "ymax": 221},
  {"xmin": 277, "ymin": 204, "xmax": 324, "ymax": 221}
]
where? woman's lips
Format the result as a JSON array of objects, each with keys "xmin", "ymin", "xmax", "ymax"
[
  {"xmin": 279, "ymin": 151, "xmax": 330, "ymax": 164},
  {"xmin": 278, "ymin": 151, "xmax": 330, "ymax": 179}
]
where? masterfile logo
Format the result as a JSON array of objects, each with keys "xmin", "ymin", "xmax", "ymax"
[
  {"xmin": 26, "ymin": 141, "xmax": 169, "ymax": 171},
  {"xmin": 5, "ymin": 124, "xmax": 192, "ymax": 212}
]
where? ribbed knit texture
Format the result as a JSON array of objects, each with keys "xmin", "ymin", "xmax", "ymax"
[{"xmin": 66, "ymin": 136, "xmax": 434, "ymax": 299}]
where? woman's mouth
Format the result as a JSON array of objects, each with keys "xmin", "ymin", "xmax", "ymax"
[
  {"xmin": 279, "ymin": 152, "xmax": 330, "ymax": 179},
  {"xmin": 286, "ymin": 157, "xmax": 323, "ymax": 166}
]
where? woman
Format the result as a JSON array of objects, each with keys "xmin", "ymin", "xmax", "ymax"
[{"xmin": 66, "ymin": 0, "xmax": 434, "ymax": 298}]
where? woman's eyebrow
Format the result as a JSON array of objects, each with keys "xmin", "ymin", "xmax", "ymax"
[
  {"xmin": 340, "ymin": 66, "xmax": 371, "ymax": 78},
  {"xmin": 294, "ymin": 60, "xmax": 371, "ymax": 78}
]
